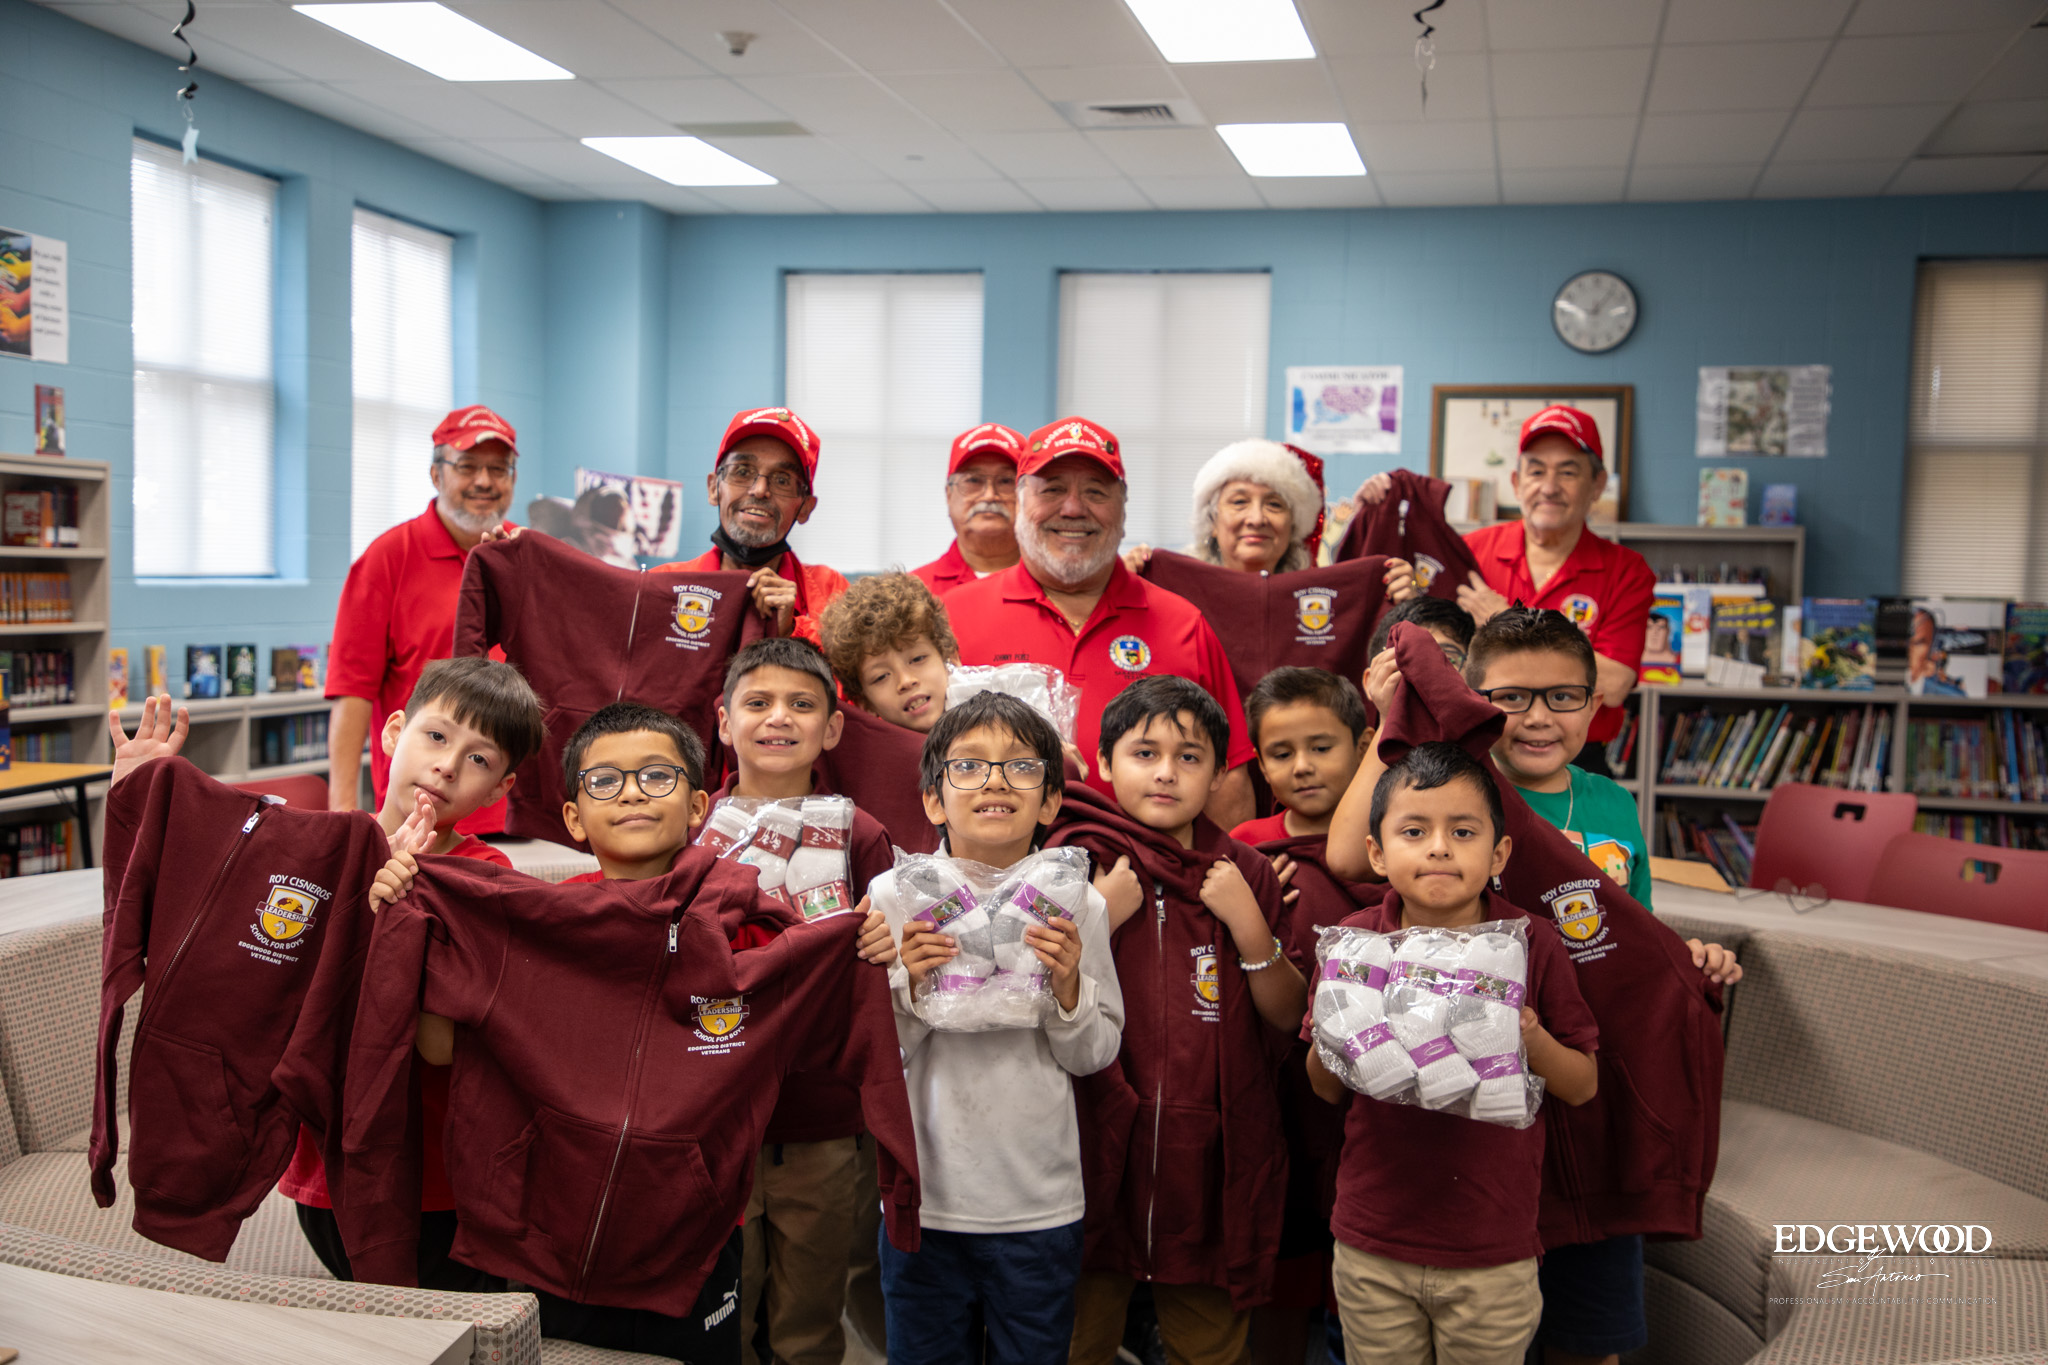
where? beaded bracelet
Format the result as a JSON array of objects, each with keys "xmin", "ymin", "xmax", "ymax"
[{"xmin": 1239, "ymin": 936, "xmax": 1285, "ymax": 972}]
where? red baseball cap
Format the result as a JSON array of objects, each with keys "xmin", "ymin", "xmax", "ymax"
[
  {"xmin": 431, "ymin": 405, "xmax": 518, "ymax": 457},
  {"xmin": 1019, "ymin": 417, "xmax": 1125, "ymax": 482},
  {"xmin": 719, "ymin": 407, "xmax": 821, "ymax": 488},
  {"xmin": 946, "ymin": 423, "xmax": 1026, "ymax": 477},
  {"xmin": 1518, "ymin": 404, "xmax": 1604, "ymax": 463}
]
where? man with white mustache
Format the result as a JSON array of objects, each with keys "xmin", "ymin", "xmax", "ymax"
[
  {"xmin": 911, "ymin": 423, "xmax": 1025, "ymax": 596},
  {"xmin": 946, "ymin": 417, "xmax": 1256, "ymax": 827}
]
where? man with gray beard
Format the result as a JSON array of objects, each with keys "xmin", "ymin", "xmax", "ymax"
[
  {"xmin": 911, "ymin": 423, "xmax": 1025, "ymax": 595},
  {"xmin": 326, "ymin": 405, "xmax": 520, "ymax": 828},
  {"xmin": 945, "ymin": 416, "xmax": 1256, "ymax": 826}
]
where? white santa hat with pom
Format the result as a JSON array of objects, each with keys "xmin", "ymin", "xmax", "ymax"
[{"xmin": 1190, "ymin": 439, "xmax": 1328, "ymax": 566}]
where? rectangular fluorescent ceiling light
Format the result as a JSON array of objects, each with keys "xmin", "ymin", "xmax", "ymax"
[
  {"xmin": 295, "ymin": 3, "xmax": 571, "ymax": 80},
  {"xmin": 582, "ymin": 137, "xmax": 777, "ymax": 187},
  {"xmin": 1122, "ymin": 0, "xmax": 1314, "ymax": 62},
  {"xmin": 1218, "ymin": 123, "xmax": 1364, "ymax": 177}
]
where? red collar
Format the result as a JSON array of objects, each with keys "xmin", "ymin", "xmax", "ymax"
[
  {"xmin": 416, "ymin": 500, "xmax": 466, "ymax": 561},
  {"xmin": 999, "ymin": 558, "xmax": 1151, "ymax": 628}
]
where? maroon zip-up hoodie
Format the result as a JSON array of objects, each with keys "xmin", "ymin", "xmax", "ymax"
[
  {"xmin": 1140, "ymin": 550, "xmax": 1392, "ymax": 701},
  {"xmin": 341, "ymin": 850, "xmax": 919, "ymax": 1313},
  {"xmin": 1046, "ymin": 784, "xmax": 1300, "ymax": 1310},
  {"xmin": 453, "ymin": 529, "xmax": 764, "ymax": 845},
  {"xmin": 1374, "ymin": 622, "xmax": 1724, "ymax": 1245},
  {"xmin": 92, "ymin": 757, "xmax": 389, "ymax": 1261},
  {"xmin": 1332, "ymin": 469, "xmax": 1484, "ymax": 606}
]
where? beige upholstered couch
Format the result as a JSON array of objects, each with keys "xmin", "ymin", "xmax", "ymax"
[
  {"xmin": 1637, "ymin": 911, "xmax": 2048, "ymax": 1365},
  {"xmin": 0, "ymin": 913, "xmax": 665, "ymax": 1365}
]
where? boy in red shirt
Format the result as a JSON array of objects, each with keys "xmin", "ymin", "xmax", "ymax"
[{"xmin": 1308, "ymin": 742, "xmax": 1599, "ymax": 1364}]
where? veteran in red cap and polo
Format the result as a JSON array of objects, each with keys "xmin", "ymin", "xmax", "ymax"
[
  {"xmin": 657, "ymin": 406, "xmax": 849, "ymax": 643},
  {"xmin": 911, "ymin": 422, "xmax": 1026, "ymax": 596},
  {"xmin": 1357, "ymin": 403, "xmax": 1655, "ymax": 770},
  {"xmin": 326, "ymin": 404, "xmax": 521, "ymax": 823},
  {"xmin": 946, "ymin": 416, "xmax": 1258, "ymax": 825}
]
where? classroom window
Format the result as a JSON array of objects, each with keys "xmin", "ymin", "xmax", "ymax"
[
  {"xmin": 1902, "ymin": 259, "xmax": 2048, "ymax": 600},
  {"xmin": 130, "ymin": 137, "xmax": 278, "ymax": 577},
  {"xmin": 784, "ymin": 272, "xmax": 984, "ymax": 575},
  {"xmin": 350, "ymin": 208, "xmax": 454, "ymax": 559},
  {"xmin": 1056, "ymin": 271, "xmax": 1272, "ymax": 550}
]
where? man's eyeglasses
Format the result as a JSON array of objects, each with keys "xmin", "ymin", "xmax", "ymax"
[
  {"xmin": 948, "ymin": 472, "xmax": 1017, "ymax": 496},
  {"xmin": 575, "ymin": 764, "xmax": 683, "ymax": 801},
  {"xmin": 435, "ymin": 458, "xmax": 516, "ymax": 483},
  {"xmin": 1438, "ymin": 644, "xmax": 1468, "ymax": 668},
  {"xmin": 1478, "ymin": 684, "xmax": 1593, "ymax": 714},
  {"xmin": 943, "ymin": 757, "xmax": 1048, "ymax": 790},
  {"xmin": 719, "ymin": 460, "xmax": 808, "ymax": 499}
]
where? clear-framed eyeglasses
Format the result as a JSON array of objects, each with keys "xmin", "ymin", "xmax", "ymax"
[
  {"xmin": 435, "ymin": 457, "xmax": 516, "ymax": 483},
  {"xmin": 943, "ymin": 758, "xmax": 1048, "ymax": 790},
  {"xmin": 1734, "ymin": 877, "xmax": 1831, "ymax": 914},
  {"xmin": 718, "ymin": 459, "xmax": 808, "ymax": 499}
]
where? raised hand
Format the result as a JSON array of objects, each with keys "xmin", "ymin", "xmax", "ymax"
[{"xmin": 109, "ymin": 695, "xmax": 190, "ymax": 787}]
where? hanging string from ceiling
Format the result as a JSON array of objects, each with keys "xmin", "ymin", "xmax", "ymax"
[
  {"xmin": 1414, "ymin": 0, "xmax": 1446, "ymax": 115},
  {"xmin": 173, "ymin": 0, "xmax": 201, "ymax": 162}
]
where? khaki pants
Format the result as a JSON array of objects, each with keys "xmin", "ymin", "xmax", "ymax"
[
  {"xmin": 741, "ymin": 1138, "xmax": 865, "ymax": 1365},
  {"xmin": 1330, "ymin": 1241, "xmax": 1541, "ymax": 1365},
  {"xmin": 1070, "ymin": 1272, "xmax": 1249, "ymax": 1365},
  {"xmin": 844, "ymin": 1138, "xmax": 886, "ymax": 1358}
]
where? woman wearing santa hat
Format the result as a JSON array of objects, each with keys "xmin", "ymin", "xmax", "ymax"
[{"xmin": 1123, "ymin": 438, "xmax": 1328, "ymax": 576}]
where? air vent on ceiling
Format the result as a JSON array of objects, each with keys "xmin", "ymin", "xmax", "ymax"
[
  {"xmin": 1054, "ymin": 99, "xmax": 1204, "ymax": 130},
  {"xmin": 673, "ymin": 121, "xmax": 809, "ymax": 138}
]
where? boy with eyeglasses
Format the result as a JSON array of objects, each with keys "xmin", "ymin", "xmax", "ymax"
[{"xmin": 913, "ymin": 423, "xmax": 1026, "ymax": 595}]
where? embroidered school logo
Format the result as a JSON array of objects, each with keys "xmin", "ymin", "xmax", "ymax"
[
  {"xmin": 692, "ymin": 995, "xmax": 748, "ymax": 1042},
  {"xmin": 1294, "ymin": 589, "xmax": 1335, "ymax": 637},
  {"xmin": 241, "ymin": 873, "xmax": 334, "ymax": 967},
  {"xmin": 1553, "ymin": 890, "xmax": 1603, "ymax": 942},
  {"xmin": 1413, "ymin": 554, "xmax": 1444, "ymax": 592},
  {"xmin": 1109, "ymin": 635, "xmax": 1151, "ymax": 671},
  {"xmin": 667, "ymin": 584, "xmax": 723, "ymax": 651},
  {"xmin": 1542, "ymin": 877, "xmax": 1617, "ymax": 962},
  {"xmin": 1561, "ymin": 593, "xmax": 1599, "ymax": 629},
  {"xmin": 1585, "ymin": 837, "xmax": 1633, "ymax": 886},
  {"xmin": 259, "ymin": 887, "xmax": 316, "ymax": 944},
  {"xmin": 1191, "ymin": 948, "xmax": 1220, "ymax": 1015}
]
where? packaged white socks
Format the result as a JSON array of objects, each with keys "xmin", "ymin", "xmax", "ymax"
[
  {"xmin": 787, "ymin": 797, "xmax": 855, "ymax": 919},
  {"xmin": 1313, "ymin": 934, "xmax": 1415, "ymax": 1098},
  {"xmin": 695, "ymin": 796, "xmax": 860, "ymax": 920},
  {"xmin": 896, "ymin": 846, "xmax": 1089, "ymax": 1031},
  {"xmin": 945, "ymin": 662, "xmax": 1080, "ymax": 741},
  {"xmin": 1448, "ymin": 931, "xmax": 1531, "ymax": 1125},
  {"xmin": 982, "ymin": 848, "xmax": 1091, "ymax": 1028}
]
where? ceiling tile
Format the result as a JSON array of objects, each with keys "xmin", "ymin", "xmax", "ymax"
[
  {"xmin": 1169, "ymin": 63, "xmax": 1346, "ymax": 123},
  {"xmin": 1845, "ymin": 0, "xmax": 2048, "ymax": 35},
  {"xmin": 603, "ymin": 0, "xmax": 853, "ymax": 76},
  {"xmin": 1625, "ymin": 164, "xmax": 1762, "ymax": 200},
  {"xmin": 1971, "ymin": 30, "xmax": 2048, "ymax": 101},
  {"xmin": 632, "ymin": 186, "xmax": 732, "ymax": 215},
  {"xmin": 1500, "ymin": 166, "xmax": 1628, "ymax": 202},
  {"xmin": 1633, "ymin": 111, "xmax": 1790, "ymax": 166},
  {"xmin": 1482, "ymin": 0, "xmax": 1665, "ymax": 52},
  {"xmin": 466, "ymin": 80, "xmax": 676, "ymax": 137},
  {"xmin": 444, "ymin": 2, "xmax": 708, "ymax": 79},
  {"xmin": 1019, "ymin": 178, "xmax": 1153, "ymax": 211},
  {"xmin": 598, "ymin": 77, "xmax": 789, "ymax": 124},
  {"xmin": 1775, "ymin": 104, "xmax": 1950, "ymax": 161},
  {"xmin": 1084, "ymin": 127, "xmax": 1239, "ymax": 176},
  {"xmin": 173, "ymin": 3, "xmax": 440, "ymax": 81},
  {"xmin": 1495, "ymin": 116, "xmax": 1637, "ymax": 170},
  {"xmin": 1804, "ymin": 32, "xmax": 2015, "ymax": 107},
  {"xmin": 691, "ymin": 184, "xmax": 832, "ymax": 213},
  {"xmin": 1351, "ymin": 120, "xmax": 1496, "ymax": 174},
  {"xmin": 54, "ymin": 4, "xmax": 306, "ymax": 84},
  {"xmin": 798, "ymin": 181, "xmax": 936, "ymax": 212},
  {"xmin": 1661, "ymin": 0, "xmax": 1853, "ymax": 44},
  {"xmin": 1253, "ymin": 176, "xmax": 1379, "ymax": 209},
  {"xmin": 733, "ymin": 73, "xmax": 930, "ymax": 136},
  {"xmin": 912, "ymin": 180, "xmax": 1044, "ymax": 212},
  {"xmin": 396, "ymin": 136, "xmax": 573, "ymax": 190},
  {"xmin": 327, "ymin": 81, "xmax": 559, "ymax": 140},
  {"xmin": 772, "ymin": 0, "xmax": 1001, "ymax": 72},
  {"xmin": 1131, "ymin": 175, "xmax": 1265, "ymax": 209},
  {"xmin": 886, "ymin": 70, "xmax": 1068, "ymax": 133},
  {"xmin": 1020, "ymin": 63, "xmax": 1186, "ymax": 104},
  {"xmin": 1369, "ymin": 169, "xmax": 1501, "ymax": 206},
  {"xmin": 1491, "ymin": 48, "xmax": 1652, "ymax": 119},
  {"xmin": 1922, "ymin": 100, "xmax": 2048, "ymax": 157},
  {"xmin": 695, "ymin": 135, "xmax": 888, "ymax": 181},
  {"xmin": 1885, "ymin": 154, "xmax": 2047, "ymax": 194},
  {"xmin": 240, "ymin": 79, "xmax": 435, "ymax": 143},
  {"xmin": 1752, "ymin": 159, "xmax": 1897, "ymax": 197},
  {"xmin": 473, "ymin": 136, "xmax": 658, "ymax": 180},
  {"xmin": 1328, "ymin": 53, "xmax": 1491, "ymax": 123},
  {"xmin": 832, "ymin": 130, "xmax": 1001, "ymax": 180},
  {"xmin": 964, "ymin": 131, "xmax": 1123, "ymax": 179},
  {"xmin": 944, "ymin": 0, "xmax": 1159, "ymax": 67},
  {"xmin": 1297, "ymin": 0, "xmax": 1486, "ymax": 57},
  {"xmin": 1646, "ymin": 41, "xmax": 1829, "ymax": 113}
]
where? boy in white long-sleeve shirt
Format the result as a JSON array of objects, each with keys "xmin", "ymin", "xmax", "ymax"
[{"xmin": 873, "ymin": 690, "xmax": 1126, "ymax": 1365}]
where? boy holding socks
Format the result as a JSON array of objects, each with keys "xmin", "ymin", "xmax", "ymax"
[
  {"xmin": 820, "ymin": 571, "xmax": 958, "ymax": 733},
  {"xmin": 876, "ymin": 691, "xmax": 1125, "ymax": 1363},
  {"xmin": 1051, "ymin": 675, "xmax": 1307, "ymax": 1365},
  {"xmin": 1309, "ymin": 742, "xmax": 1599, "ymax": 1365}
]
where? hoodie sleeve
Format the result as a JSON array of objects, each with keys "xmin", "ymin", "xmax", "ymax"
[
  {"xmin": 452, "ymin": 534, "xmax": 514, "ymax": 658},
  {"xmin": 1044, "ymin": 885, "xmax": 1124, "ymax": 1078},
  {"xmin": 1377, "ymin": 621, "xmax": 1506, "ymax": 766}
]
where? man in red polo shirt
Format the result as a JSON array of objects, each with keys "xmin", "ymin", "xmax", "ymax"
[
  {"xmin": 946, "ymin": 416, "xmax": 1256, "ymax": 827},
  {"xmin": 657, "ymin": 406, "xmax": 848, "ymax": 644},
  {"xmin": 1361, "ymin": 405, "xmax": 1654, "ymax": 774},
  {"xmin": 910, "ymin": 422, "xmax": 1024, "ymax": 596},
  {"xmin": 326, "ymin": 405, "xmax": 519, "ymax": 826}
]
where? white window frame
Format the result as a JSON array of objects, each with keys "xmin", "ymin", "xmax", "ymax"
[{"xmin": 350, "ymin": 207, "xmax": 455, "ymax": 559}]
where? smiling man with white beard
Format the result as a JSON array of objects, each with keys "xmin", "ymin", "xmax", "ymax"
[{"xmin": 912, "ymin": 423, "xmax": 1026, "ymax": 596}]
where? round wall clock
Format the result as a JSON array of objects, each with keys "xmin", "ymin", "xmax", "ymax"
[{"xmin": 1552, "ymin": 270, "xmax": 1638, "ymax": 354}]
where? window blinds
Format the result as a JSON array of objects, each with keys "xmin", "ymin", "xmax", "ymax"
[
  {"xmin": 1903, "ymin": 260, "xmax": 2048, "ymax": 600},
  {"xmin": 785, "ymin": 273, "xmax": 984, "ymax": 575},
  {"xmin": 1056, "ymin": 271, "xmax": 1272, "ymax": 551},
  {"xmin": 351, "ymin": 208, "xmax": 454, "ymax": 559},
  {"xmin": 131, "ymin": 138, "xmax": 278, "ymax": 577}
]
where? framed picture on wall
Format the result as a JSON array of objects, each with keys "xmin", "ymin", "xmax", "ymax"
[{"xmin": 1430, "ymin": 384, "xmax": 1633, "ymax": 524}]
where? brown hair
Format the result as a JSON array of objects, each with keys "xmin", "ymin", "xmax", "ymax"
[
  {"xmin": 1462, "ymin": 607, "xmax": 1598, "ymax": 690},
  {"xmin": 818, "ymin": 572, "xmax": 959, "ymax": 703},
  {"xmin": 405, "ymin": 656, "xmax": 546, "ymax": 771}
]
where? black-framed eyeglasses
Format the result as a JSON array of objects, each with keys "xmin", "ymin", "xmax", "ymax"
[
  {"xmin": 435, "ymin": 458, "xmax": 516, "ymax": 482},
  {"xmin": 718, "ymin": 459, "xmax": 808, "ymax": 499},
  {"xmin": 1438, "ymin": 643, "xmax": 1468, "ymax": 668},
  {"xmin": 1478, "ymin": 684, "xmax": 1593, "ymax": 714},
  {"xmin": 943, "ymin": 757, "xmax": 1048, "ymax": 790},
  {"xmin": 576, "ymin": 764, "xmax": 683, "ymax": 801}
]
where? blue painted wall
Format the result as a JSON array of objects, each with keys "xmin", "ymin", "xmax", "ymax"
[{"xmin": 666, "ymin": 195, "xmax": 2048, "ymax": 597}]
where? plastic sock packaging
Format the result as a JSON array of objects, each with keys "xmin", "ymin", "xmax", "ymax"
[
  {"xmin": 786, "ymin": 797, "xmax": 856, "ymax": 920},
  {"xmin": 698, "ymin": 803, "xmax": 755, "ymax": 859},
  {"xmin": 1386, "ymin": 931, "xmax": 1480, "ymax": 1107},
  {"xmin": 1449, "ymin": 931, "xmax": 1533, "ymax": 1125},
  {"xmin": 945, "ymin": 662, "xmax": 1080, "ymax": 742},
  {"xmin": 1312, "ymin": 934, "xmax": 1414, "ymax": 1098},
  {"xmin": 896, "ymin": 846, "xmax": 1089, "ymax": 1031},
  {"xmin": 982, "ymin": 848, "xmax": 1092, "ymax": 1028},
  {"xmin": 899, "ymin": 857, "xmax": 996, "ymax": 1024},
  {"xmin": 733, "ymin": 804, "xmax": 800, "ymax": 905}
]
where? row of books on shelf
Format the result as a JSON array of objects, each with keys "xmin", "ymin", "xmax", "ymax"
[
  {"xmin": 1658, "ymin": 809, "xmax": 1756, "ymax": 889},
  {"xmin": 0, "ymin": 649, "xmax": 73, "ymax": 707},
  {"xmin": 1602, "ymin": 709, "xmax": 1641, "ymax": 776},
  {"xmin": 1659, "ymin": 702, "xmax": 1892, "ymax": 792},
  {"xmin": 0, "ymin": 818, "xmax": 80, "ymax": 877},
  {"xmin": 1905, "ymin": 713, "xmax": 2048, "ymax": 803},
  {"xmin": 1, "ymin": 487, "xmax": 81, "ymax": 548},
  {"xmin": 0, "ymin": 572, "xmax": 73, "ymax": 624},
  {"xmin": 109, "ymin": 645, "xmax": 323, "ymax": 705},
  {"xmin": 1912, "ymin": 812, "xmax": 2048, "ymax": 852},
  {"xmin": 257, "ymin": 712, "xmax": 329, "ymax": 767},
  {"xmin": 8, "ymin": 728, "xmax": 72, "ymax": 762}
]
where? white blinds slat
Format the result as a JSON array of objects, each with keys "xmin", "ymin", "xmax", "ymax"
[{"xmin": 351, "ymin": 208, "xmax": 454, "ymax": 558}]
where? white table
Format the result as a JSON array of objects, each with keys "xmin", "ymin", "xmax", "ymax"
[
  {"xmin": 0, "ymin": 1259, "xmax": 473, "ymax": 1363},
  {"xmin": 494, "ymin": 837, "xmax": 599, "ymax": 883},
  {"xmin": 1651, "ymin": 878, "xmax": 2048, "ymax": 980},
  {"xmin": 0, "ymin": 867, "xmax": 100, "ymax": 939}
]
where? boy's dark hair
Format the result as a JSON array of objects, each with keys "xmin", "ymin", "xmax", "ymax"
[
  {"xmin": 1245, "ymin": 667, "xmax": 1369, "ymax": 747},
  {"xmin": 1463, "ymin": 606, "xmax": 1598, "ymax": 690},
  {"xmin": 562, "ymin": 702, "xmax": 708, "ymax": 797},
  {"xmin": 1368, "ymin": 740, "xmax": 1507, "ymax": 843},
  {"xmin": 918, "ymin": 691, "xmax": 1067, "ymax": 802},
  {"xmin": 819, "ymin": 573, "xmax": 959, "ymax": 703},
  {"xmin": 1369, "ymin": 596, "xmax": 1477, "ymax": 658},
  {"xmin": 406, "ymin": 656, "xmax": 546, "ymax": 772},
  {"xmin": 1097, "ymin": 675, "xmax": 1230, "ymax": 769},
  {"xmin": 722, "ymin": 636, "xmax": 839, "ymax": 715}
]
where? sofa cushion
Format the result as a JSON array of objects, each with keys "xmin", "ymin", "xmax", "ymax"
[
  {"xmin": 1645, "ymin": 1102, "xmax": 2048, "ymax": 1337},
  {"xmin": 1750, "ymin": 1253, "xmax": 2048, "ymax": 1364},
  {"xmin": 1628, "ymin": 1264, "xmax": 1762, "ymax": 1365},
  {"xmin": 540, "ymin": 1342, "xmax": 680, "ymax": 1364},
  {"xmin": 0, "ymin": 919, "xmax": 104, "ymax": 1154}
]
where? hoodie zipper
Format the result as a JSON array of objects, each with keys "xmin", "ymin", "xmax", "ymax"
[
  {"xmin": 137, "ymin": 804, "xmax": 265, "ymax": 1036},
  {"xmin": 616, "ymin": 568, "xmax": 648, "ymax": 703},
  {"xmin": 575, "ymin": 901, "xmax": 683, "ymax": 1296},
  {"xmin": 1143, "ymin": 877, "xmax": 1166, "ymax": 1278}
]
